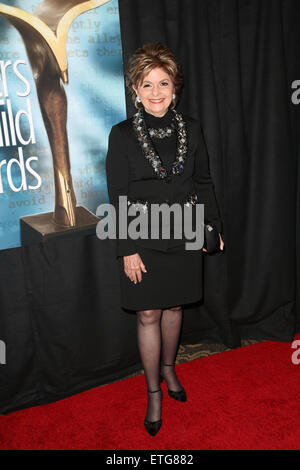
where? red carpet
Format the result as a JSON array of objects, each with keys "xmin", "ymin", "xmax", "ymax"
[{"xmin": 1, "ymin": 335, "xmax": 300, "ymax": 450}]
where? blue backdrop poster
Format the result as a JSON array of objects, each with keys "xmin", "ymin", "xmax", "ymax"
[{"xmin": 0, "ymin": 0, "xmax": 126, "ymax": 250}]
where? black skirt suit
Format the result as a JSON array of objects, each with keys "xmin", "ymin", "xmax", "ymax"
[{"xmin": 105, "ymin": 108, "xmax": 223, "ymax": 311}]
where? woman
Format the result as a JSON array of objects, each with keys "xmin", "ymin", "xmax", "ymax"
[{"xmin": 106, "ymin": 43, "xmax": 224, "ymax": 437}]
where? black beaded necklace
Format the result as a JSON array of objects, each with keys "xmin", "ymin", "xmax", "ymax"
[{"xmin": 132, "ymin": 108, "xmax": 188, "ymax": 180}]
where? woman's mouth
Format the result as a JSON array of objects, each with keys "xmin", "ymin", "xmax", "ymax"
[{"xmin": 149, "ymin": 98, "xmax": 164, "ymax": 104}]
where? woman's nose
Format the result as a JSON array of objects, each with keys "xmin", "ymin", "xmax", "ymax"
[{"xmin": 151, "ymin": 86, "xmax": 159, "ymax": 96}]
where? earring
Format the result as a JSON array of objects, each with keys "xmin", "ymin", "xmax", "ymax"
[
  {"xmin": 135, "ymin": 95, "xmax": 141, "ymax": 108},
  {"xmin": 171, "ymin": 92, "xmax": 176, "ymax": 109}
]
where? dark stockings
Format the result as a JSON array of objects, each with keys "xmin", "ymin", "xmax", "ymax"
[
  {"xmin": 161, "ymin": 306, "xmax": 183, "ymax": 391},
  {"xmin": 137, "ymin": 306, "xmax": 183, "ymax": 422},
  {"xmin": 137, "ymin": 309, "xmax": 162, "ymax": 422}
]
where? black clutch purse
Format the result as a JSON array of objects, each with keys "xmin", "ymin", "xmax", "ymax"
[{"xmin": 203, "ymin": 223, "xmax": 220, "ymax": 254}]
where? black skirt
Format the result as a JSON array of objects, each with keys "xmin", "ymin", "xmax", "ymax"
[{"xmin": 117, "ymin": 244, "xmax": 203, "ymax": 311}]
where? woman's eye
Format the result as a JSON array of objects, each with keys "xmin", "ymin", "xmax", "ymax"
[
  {"xmin": 161, "ymin": 82, "xmax": 169, "ymax": 86},
  {"xmin": 143, "ymin": 84, "xmax": 151, "ymax": 87}
]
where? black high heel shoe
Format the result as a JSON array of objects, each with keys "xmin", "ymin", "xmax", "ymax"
[
  {"xmin": 144, "ymin": 389, "xmax": 162, "ymax": 437},
  {"xmin": 160, "ymin": 363, "xmax": 187, "ymax": 402}
]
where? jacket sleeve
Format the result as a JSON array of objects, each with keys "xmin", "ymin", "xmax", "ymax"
[
  {"xmin": 193, "ymin": 124, "xmax": 223, "ymax": 234},
  {"xmin": 105, "ymin": 124, "xmax": 137, "ymax": 257}
]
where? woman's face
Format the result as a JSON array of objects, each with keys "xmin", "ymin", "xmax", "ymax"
[{"xmin": 133, "ymin": 67, "xmax": 175, "ymax": 117}]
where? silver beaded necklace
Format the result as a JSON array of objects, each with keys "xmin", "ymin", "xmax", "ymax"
[
  {"xmin": 148, "ymin": 122, "xmax": 176, "ymax": 139},
  {"xmin": 132, "ymin": 108, "xmax": 188, "ymax": 180}
]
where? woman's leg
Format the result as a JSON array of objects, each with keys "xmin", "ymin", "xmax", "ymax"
[
  {"xmin": 137, "ymin": 309, "xmax": 163, "ymax": 422},
  {"xmin": 160, "ymin": 306, "xmax": 184, "ymax": 391}
]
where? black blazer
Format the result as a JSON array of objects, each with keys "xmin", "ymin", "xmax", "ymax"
[{"xmin": 105, "ymin": 113, "xmax": 223, "ymax": 257}]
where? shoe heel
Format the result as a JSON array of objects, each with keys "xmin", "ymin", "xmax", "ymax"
[
  {"xmin": 168, "ymin": 388, "xmax": 187, "ymax": 402},
  {"xmin": 161, "ymin": 363, "xmax": 187, "ymax": 402}
]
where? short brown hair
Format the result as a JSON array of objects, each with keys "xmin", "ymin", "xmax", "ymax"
[{"xmin": 125, "ymin": 42, "xmax": 184, "ymax": 109}]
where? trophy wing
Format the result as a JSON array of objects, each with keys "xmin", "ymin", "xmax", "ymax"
[
  {"xmin": 56, "ymin": 0, "xmax": 111, "ymax": 40},
  {"xmin": 0, "ymin": 3, "xmax": 64, "ymax": 76},
  {"xmin": 0, "ymin": 1, "xmax": 111, "ymax": 81},
  {"xmin": 0, "ymin": 3, "xmax": 56, "ymax": 44}
]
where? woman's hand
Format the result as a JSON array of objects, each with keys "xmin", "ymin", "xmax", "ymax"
[
  {"xmin": 203, "ymin": 233, "xmax": 225, "ymax": 253},
  {"xmin": 123, "ymin": 253, "xmax": 147, "ymax": 284}
]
